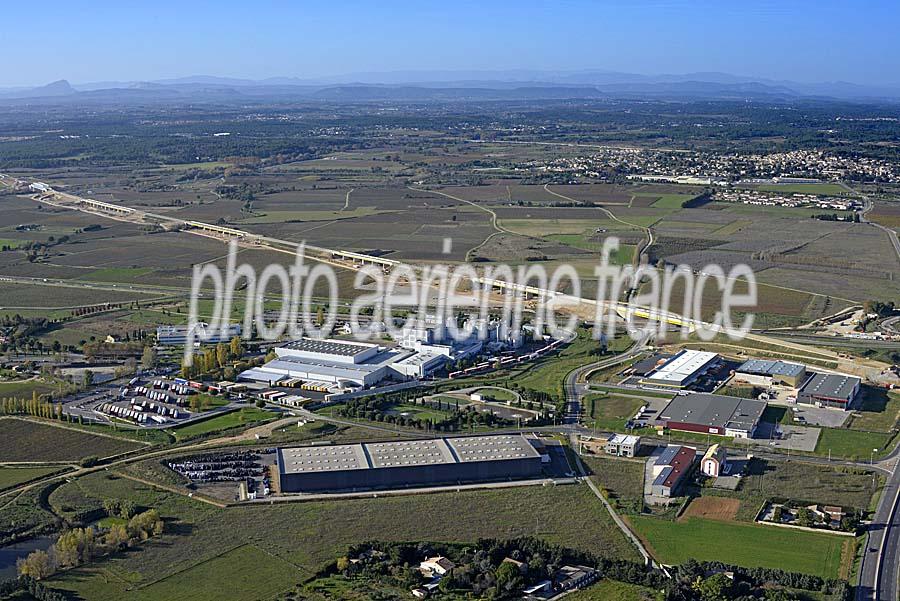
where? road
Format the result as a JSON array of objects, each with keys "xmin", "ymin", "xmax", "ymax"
[
  {"xmin": 563, "ymin": 332, "xmax": 651, "ymax": 424},
  {"xmin": 857, "ymin": 439, "xmax": 900, "ymax": 601},
  {"xmin": 11, "ymin": 175, "xmax": 900, "ymax": 598},
  {"xmin": 846, "ymin": 183, "xmax": 900, "ymax": 265}
]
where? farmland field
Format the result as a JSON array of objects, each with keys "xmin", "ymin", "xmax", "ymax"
[
  {"xmin": 0, "ymin": 418, "xmax": 144, "ymax": 462},
  {"xmin": 0, "ymin": 283, "xmax": 155, "ymax": 308},
  {"xmin": 629, "ymin": 515, "xmax": 848, "ymax": 578},
  {"xmin": 0, "ymin": 379, "xmax": 56, "ymax": 401},
  {"xmin": 47, "ymin": 480, "xmax": 640, "ymax": 600},
  {"xmin": 0, "ymin": 465, "xmax": 62, "ymax": 490},
  {"xmin": 170, "ymin": 407, "xmax": 278, "ymax": 441}
]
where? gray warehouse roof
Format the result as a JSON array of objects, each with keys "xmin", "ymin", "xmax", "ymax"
[
  {"xmin": 799, "ymin": 372, "xmax": 861, "ymax": 401},
  {"xmin": 659, "ymin": 393, "xmax": 766, "ymax": 433},
  {"xmin": 279, "ymin": 338, "xmax": 377, "ymax": 357},
  {"xmin": 278, "ymin": 434, "xmax": 541, "ymax": 475},
  {"xmin": 737, "ymin": 359, "xmax": 805, "ymax": 378}
]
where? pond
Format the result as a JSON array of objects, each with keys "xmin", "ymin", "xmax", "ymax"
[{"xmin": 0, "ymin": 536, "xmax": 54, "ymax": 580}]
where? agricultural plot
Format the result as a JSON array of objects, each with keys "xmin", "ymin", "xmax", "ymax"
[
  {"xmin": 869, "ymin": 201, "xmax": 900, "ymax": 229},
  {"xmin": 0, "ymin": 380, "xmax": 56, "ymax": 401},
  {"xmin": 629, "ymin": 515, "xmax": 847, "ymax": 578},
  {"xmin": 0, "ymin": 465, "xmax": 62, "ymax": 490},
  {"xmin": 170, "ymin": 407, "xmax": 277, "ymax": 441},
  {"xmin": 0, "ymin": 419, "xmax": 144, "ymax": 462},
  {"xmin": 0, "ymin": 283, "xmax": 154, "ymax": 308},
  {"xmin": 48, "ymin": 482, "xmax": 640, "ymax": 600}
]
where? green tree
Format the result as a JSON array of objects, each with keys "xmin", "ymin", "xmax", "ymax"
[{"xmin": 141, "ymin": 346, "xmax": 158, "ymax": 370}]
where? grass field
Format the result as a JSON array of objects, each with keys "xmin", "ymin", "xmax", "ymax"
[
  {"xmin": 170, "ymin": 407, "xmax": 277, "ymax": 441},
  {"xmin": 699, "ymin": 459, "xmax": 880, "ymax": 522},
  {"xmin": 47, "ymin": 480, "xmax": 640, "ymax": 600},
  {"xmin": 0, "ymin": 418, "xmax": 144, "ymax": 462},
  {"xmin": 0, "ymin": 465, "xmax": 62, "ymax": 490},
  {"xmin": 582, "ymin": 454, "xmax": 645, "ymax": 514},
  {"xmin": 584, "ymin": 393, "xmax": 644, "ymax": 431},
  {"xmin": 0, "ymin": 379, "xmax": 56, "ymax": 401},
  {"xmin": 814, "ymin": 427, "xmax": 894, "ymax": 460},
  {"xmin": 649, "ymin": 194, "xmax": 696, "ymax": 209},
  {"xmin": 629, "ymin": 515, "xmax": 847, "ymax": 578},
  {"xmin": 849, "ymin": 388, "xmax": 900, "ymax": 433},
  {"xmin": 104, "ymin": 544, "xmax": 301, "ymax": 601}
]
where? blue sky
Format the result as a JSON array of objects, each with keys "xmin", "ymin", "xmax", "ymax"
[{"xmin": 2, "ymin": 0, "xmax": 897, "ymax": 87}]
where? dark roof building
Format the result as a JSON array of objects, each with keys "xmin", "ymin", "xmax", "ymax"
[
  {"xmin": 657, "ymin": 393, "xmax": 766, "ymax": 439},
  {"xmin": 651, "ymin": 445, "xmax": 697, "ymax": 497},
  {"xmin": 276, "ymin": 434, "xmax": 544, "ymax": 493},
  {"xmin": 797, "ymin": 372, "xmax": 861, "ymax": 410}
]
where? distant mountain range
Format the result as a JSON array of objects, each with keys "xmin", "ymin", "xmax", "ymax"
[{"xmin": 2, "ymin": 69, "xmax": 900, "ymax": 104}]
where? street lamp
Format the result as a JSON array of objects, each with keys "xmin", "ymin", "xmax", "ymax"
[{"xmin": 871, "ymin": 448, "xmax": 879, "ymax": 465}]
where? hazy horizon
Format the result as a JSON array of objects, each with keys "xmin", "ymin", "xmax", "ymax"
[{"xmin": 3, "ymin": 0, "xmax": 898, "ymax": 88}]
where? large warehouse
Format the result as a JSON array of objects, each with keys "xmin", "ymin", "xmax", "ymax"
[
  {"xmin": 238, "ymin": 337, "xmax": 447, "ymax": 388},
  {"xmin": 276, "ymin": 434, "xmax": 545, "ymax": 493},
  {"xmin": 733, "ymin": 359, "xmax": 807, "ymax": 387},
  {"xmin": 639, "ymin": 350, "xmax": 720, "ymax": 389},
  {"xmin": 657, "ymin": 393, "xmax": 767, "ymax": 439},
  {"xmin": 797, "ymin": 373, "xmax": 861, "ymax": 410}
]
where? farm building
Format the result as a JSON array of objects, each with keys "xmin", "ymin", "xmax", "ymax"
[
  {"xmin": 701, "ymin": 444, "xmax": 727, "ymax": 477},
  {"xmin": 797, "ymin": 372, "xmax": 861, "ymax": 410},
  {"xmin": 639, "ymin": 350, "xmax": 720, "ymax": 389},
  {"xmin": 650, "ymin": 445, "xmax": 697, "ymax": 497},
  {"xmin": 605, "ymin": 434, "xmax": 641, "ymax": 457},
  {"xmin": 657, "ymin": 393, "xmax": 766, "ymax": 439},
  {"xmin": 733, "ymin": 359, "xmax": 807, "ymax": 387},
  {"xmin": 276, "ymin": 434, "xmax": 545, "ymax": 493}
]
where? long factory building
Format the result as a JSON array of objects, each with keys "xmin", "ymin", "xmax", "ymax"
[{"xmin": 276, "ymin": 434, "xmax": 546, "ymax": 493}]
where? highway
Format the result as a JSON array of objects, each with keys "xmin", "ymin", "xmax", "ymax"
[
  {"xmin": 11, "ymin": 176, "xmax": 900, "ymax": 599},
  {"xmin": 857, "ymin": 440, "xmax": 900, "ymax": 601}
]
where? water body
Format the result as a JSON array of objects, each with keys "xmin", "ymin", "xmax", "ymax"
[{"xmin": 0, "ymin": 537, "xmax": 53, "ymax": 580}]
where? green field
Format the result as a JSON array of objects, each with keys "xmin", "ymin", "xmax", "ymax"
[
  {"xmin": 170, "ymin": 407, "xmax": 277, "ymax": 441},
  {"xmin": 0, "ymin": 418, "xmax": 144, "ymax": 462},
  {"xmin": 814, "ymin": 427, "xmax": 894, "ymax": 460},
  {"xmin": 584, "ymin": 393, "xmax": 644, "ymax": 431},
  {"xmin": 648, "ymin": 193, "xmax": 696, "ymax": 209},
  {"xmin": 0, "ymin": 465, "xmax": 61, "ymax": 490},
  {"xmin": 63, "ymin": 544, "xmax": 304, "ymax": 601},
  {"xmin": 629, "ymin": 516, "xmax": 847, "ymax": 578},
  {"xmin": 46, "ymin": 479, "xmax": 640, "ymax": 600},
  {"xmin": 0, "ymin": 379, "xmax": 56, "ymax": 401},
  {"xmin": 849, "ymin": 388, "xmax": 900, "ymax": 433}
]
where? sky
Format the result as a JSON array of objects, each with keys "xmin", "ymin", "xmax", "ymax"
[{"xmin": 2, "ymin": 0, "xmax": 897, "ymax": 87}]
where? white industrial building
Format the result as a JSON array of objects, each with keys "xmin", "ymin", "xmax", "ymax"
[
  {"xmin": 238, "ymin": 337, "xmax": 451, "ymax": 389},
  {"xmin": 640, "ymin": 349, "xmax": 720, "ymax": 388},
  {"xmin": 157, "ymin": 322, "xmax": 242, "ymax": 346}
]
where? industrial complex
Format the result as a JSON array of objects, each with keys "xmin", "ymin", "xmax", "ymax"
[
  {"xmin": 656, "ymin": 393, "xmax": 767, "ymax": 439},
  {"xmin": 639, "ymin": 349, "xmax": 720, "ymax": 389},
  {"xmin": 275, "ymin": 434, "xmax": 547, "ymax": 493}
]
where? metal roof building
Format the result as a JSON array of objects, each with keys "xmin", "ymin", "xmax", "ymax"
[
  {"xmin": 651, "ymin": 445, "xmax": 697, "ymax": 497},
  {"xmin": 734, "ymin": 359, "xmax": 807, "ymax": 387},
  {"xmin": 797, "ymin": 372, "xmax": 861, "ymax": 410},
  {"xmin": 640, "ymin": 350, "xmax": 719, "ymax": 388},
  {"xmin": 276, "ymin": 434, "xmax": 545, "ymax": 492},
  {"xmin": 657, "ymin": 393, "xmax": 766, "ymax": 439}
]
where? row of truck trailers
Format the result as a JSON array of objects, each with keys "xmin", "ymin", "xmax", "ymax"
[
  {"xmin": 447, "ymin": 337, "xmax": 565, "ymax": 379},
  {"xmin": 100, "ymin": 377, "xmax": 211, "ymax": 424}
]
